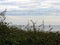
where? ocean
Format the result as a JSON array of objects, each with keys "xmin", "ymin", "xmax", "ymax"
[{"xmin": 16, "ymin": 25, "xmax": 60, "ymax": 32}]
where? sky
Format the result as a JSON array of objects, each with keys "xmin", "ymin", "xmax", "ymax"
[{"xmin": 0, "ymin": 0, "xmax": 60, "ymax": 25}]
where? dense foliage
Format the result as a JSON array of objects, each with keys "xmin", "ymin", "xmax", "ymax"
[
  {"xmin": 0, "ymin": 22, "xmax": 60, "ymax": 45},
  {"xmin": 0, "ymin": 9, "xmax": 60, "ymax": 45}
]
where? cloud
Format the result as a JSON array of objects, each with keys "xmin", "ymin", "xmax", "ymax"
[
  {"xmin": 5, "ymin": 8, "xmax": 60, "ymax": 16},
  {"xmin": 0, "ymin": 4, "xmax": 20, "ymax": 11},
  {"xmin": 0, "ymin": 0, "xmax": 60, "ymax": 24},
  {"xmin": 0, "ymin": 0, "xmax": 60, "ymax": 11},
  {"xmin": 0, "ymin": 0, "xmax": 41, "ymax": 10}
]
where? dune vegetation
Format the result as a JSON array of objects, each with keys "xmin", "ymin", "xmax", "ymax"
[{"xmin": 0, "ymin": 10, "xmax": 60, "ymax": 45}]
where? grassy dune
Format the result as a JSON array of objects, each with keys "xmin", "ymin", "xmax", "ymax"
[
  {"xmin": 0, "ymin": 10, "xmax": 60, "ymax": 45},
  {"xmin": 0, "ymin": 22, "xmax": 60, "ymax": 45}
]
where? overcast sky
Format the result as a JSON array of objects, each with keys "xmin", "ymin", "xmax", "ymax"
[{"xmin": 0, "ymin": 0, "xmax": 60, "ymax": 25}]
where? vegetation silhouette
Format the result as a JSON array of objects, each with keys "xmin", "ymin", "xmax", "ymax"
[{"xmin": 0, "ymin": 9, "xmax": 60, "ymax": 45}]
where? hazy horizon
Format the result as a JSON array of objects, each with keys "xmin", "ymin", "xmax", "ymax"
[{"xmin": 5, "ymin": 15, "xmax": 60, "ymax": 25}]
